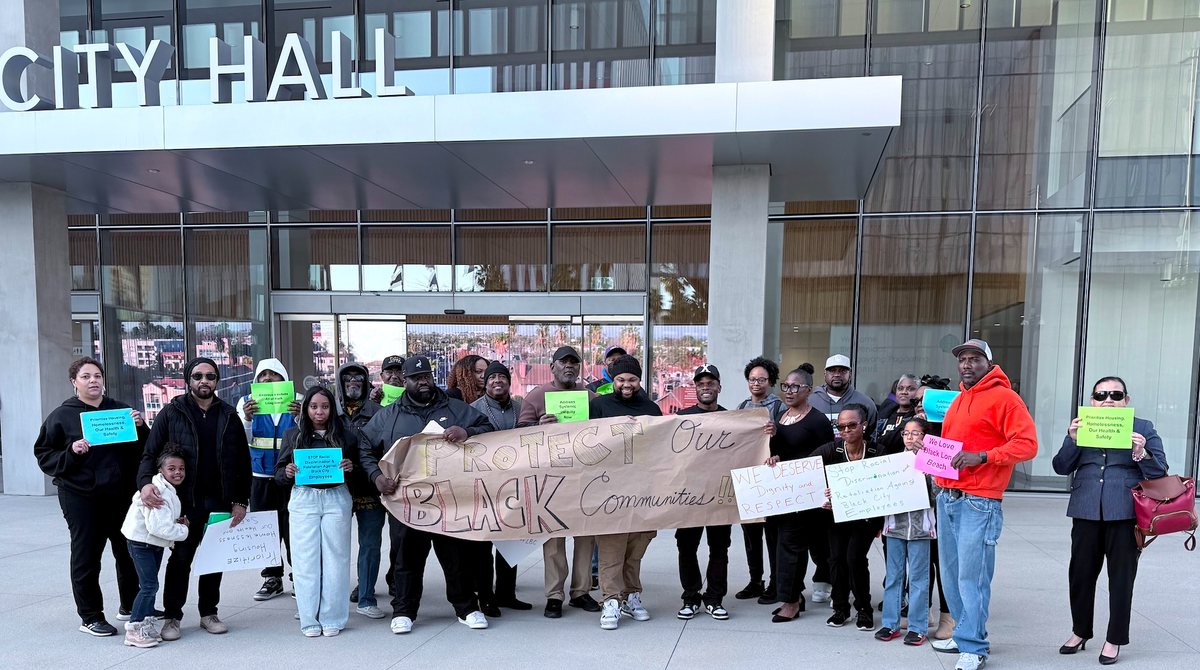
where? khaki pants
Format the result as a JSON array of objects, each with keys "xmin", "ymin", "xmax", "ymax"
[
  {"xmin": 543, "ymin": 535, "xmax": 596, "ymax": 601},
  {"xmin": 595, "ymin": 531, "xmax": 657, "ymax": 603}
]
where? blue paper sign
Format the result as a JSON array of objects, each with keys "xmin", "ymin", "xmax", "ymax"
[
  {"xmin": 294, "ymin": 448, "xmax": 344, "ymax": 486},
  {"xmin": 80, "ymin": 409, "xmax": 138, "ymax": 445},
  {"xmin": 923, "ymin": 389, "xmax": 961, "ymax": 423}
]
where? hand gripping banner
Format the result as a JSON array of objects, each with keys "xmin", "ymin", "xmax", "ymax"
[{"xmin": 378, "ymin": 408, "xmax": 771, "ymax": 540}]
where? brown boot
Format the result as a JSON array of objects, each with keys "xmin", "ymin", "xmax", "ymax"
[{"xmin": 934, "ymin": 612, "xmax": 955, "ymax": 640}]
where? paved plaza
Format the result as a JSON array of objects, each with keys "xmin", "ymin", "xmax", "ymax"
[{"xmin": 1, "ymin": 494, "xmax": 1196, "ymax": 669}]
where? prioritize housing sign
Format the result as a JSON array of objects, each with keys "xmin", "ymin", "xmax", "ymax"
[{"xmin": 378, "ymin": 409, "xmax": 770, "ymax": 541}]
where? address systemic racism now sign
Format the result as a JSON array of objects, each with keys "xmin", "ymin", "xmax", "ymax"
[
  {"xmin": 377, "ymin": 409, "xmax": 772, "ymax": 541},
  {"xmin": 0, "ymin": 28, "xmax": 412, "ymax": 112}
]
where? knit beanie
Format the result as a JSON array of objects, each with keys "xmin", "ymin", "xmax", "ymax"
[
  {"xmin": 184, "ymin": 357, "xmax": 220, "ymax": 381},
  {"xmin": 484, "ymin": 360, "xmax": 511, "ymax": 383},
  {"xmin": 606, "ymin": 354, "xmax": 642, "ymax": 380}
]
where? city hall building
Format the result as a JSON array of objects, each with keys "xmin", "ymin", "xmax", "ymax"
[{"xmin": 1, "ymin": 1, "xmax": 1197, "ymax": 497}]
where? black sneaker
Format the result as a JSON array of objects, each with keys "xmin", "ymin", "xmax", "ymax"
[
  {"xmin": 569, "ymin": 594, "xmax": 602, "ymax": 612},
  {"xmin": 79, "ymin": 620, "xmax": 118, "ymax": 637},
  {"xmin": 734, "ymin": 580, "xmax": 764, "ymax": 600},
  {"xmin": 856, "ymin": 611, "xmax": 874, "ymax": 631},
  {"xmin": 544, "ymin": 599, "xmax": 563, "ymax": 619},
  {"xmin": 116, "ymin": 608, "xmax": 131, "ymax": 621},
  {"xmin": 875, "ymin": 627, "xmax": 901, "ymax": 641},
  {"xmin": 591, "ymin": 574, "xmax": 599, "ymax": 591},
  {"xmin": 827, "ymin": 611, "xmax": 850, "ymax": 627},
  {"xmin": 903, "ymin": 631, "xmax": 926, "ymax": 646},
  {"xmin": 756, "ymin": 588, "xmax": 778, "ymax": 605},
  {"xmin": 480, "ymin": 600, "xmax": 502, "ymax": 618},
  {"xmin": 254, "ymin": 577, "xmax": 284, "ymax": 601},
  {"xmin": 350, "ymin": 586, "xmax": 359, "ymax": 603}
]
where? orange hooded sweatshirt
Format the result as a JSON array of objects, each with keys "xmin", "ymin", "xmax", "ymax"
[{"xmin": 936, "ymin": 365, "xmax": 1038, "ymax": 499}]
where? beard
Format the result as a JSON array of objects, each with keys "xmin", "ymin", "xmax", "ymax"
[
  {"xmin": 344, "ymin": 385, "xmax": 363, "ymax": 401},
  {"xmin": 409, "ymin": 385, "xmax": 434, "ymax": 404}
]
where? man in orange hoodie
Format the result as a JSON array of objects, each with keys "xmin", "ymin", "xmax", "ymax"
[{"xmin": 929, "ymin": 339, "xmax": 1038, "ymax": 670}]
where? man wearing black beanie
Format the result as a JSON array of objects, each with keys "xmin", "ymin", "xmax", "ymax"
[
  {"xmin": 588, "ymin": 355, "xmax": 662, "ymax": 630},
  {"xmin": 137, "ymin": 357, "xmax": 251, "ymax": 640}
]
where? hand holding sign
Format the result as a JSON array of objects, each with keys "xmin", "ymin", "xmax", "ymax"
[
  {"xmin": 915, "ymin": 435, "xmax": 962, "ymax": 479},
  {"xmin": 825, "ymin": 451, "xmax": 930, "ymax": 523},
  {"xmin": 1077, "ymin": 407, "xmax": 1134, "ymax": 448},
  {"xmin": 731, "ymin": 456, "xmax": 827, "ymax": 520},
  {"xmin": 295, "ymin": 448, "xmax": 345, "ymax": 485},
  {"xmin": 250, "ymin": 381, "xmax": 295, "ymax": 414},
  {"xmin": 380, "ymin": 384, "xmax": 404, "ymax": 407},
  {"xmin": 80, "ymin": 409, "xmax": 138, "ymax": 445},
  {"xmin": 545, "ymin": 391, "xmax": 589, "ymax": 423},
  {"xmin": 922, "ymin": 390, "xmax": 960, "ymax": 422}
]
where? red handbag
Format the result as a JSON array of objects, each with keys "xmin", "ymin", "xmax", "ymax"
[{"xmin": 1132, "ymin": 475, "xmax": 1197, "ymax": 550}]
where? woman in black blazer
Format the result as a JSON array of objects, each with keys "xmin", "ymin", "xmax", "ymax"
[{"xmin": 1053, "ymin": 376, "xmax": 1168, "ymax": 665}]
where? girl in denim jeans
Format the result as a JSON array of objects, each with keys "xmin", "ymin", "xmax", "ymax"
[
  {"xmin": 276, "ymin": 387, "xmax": 359, "ymax": 637},
  {"xmin": 876, "ymin": 417, "xmax": 937, "ymax": 646},
  {"xmin": 121, "ymin": 443, "xmax": 190, "ymax": 648}
]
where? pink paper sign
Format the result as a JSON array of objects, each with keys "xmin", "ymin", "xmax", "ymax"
[{"xmin": 916, "ymin": 435, "xmax": 962, "ymax": 480}]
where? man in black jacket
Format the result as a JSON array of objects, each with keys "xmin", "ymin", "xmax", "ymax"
[
  {"xmin": 137, "ymin": 358, "xmax": 251, "ymax": 641},
  {"xmin": 336, "ymin": 362, "xmax": 388, "ymax": 616},
  {"xmin": 359, "ymin": 356, "xmax": 494, "ymax": 635}
]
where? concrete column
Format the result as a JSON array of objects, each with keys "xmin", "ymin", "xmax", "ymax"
[
  {"xmin": 0, "ymin": 0, "xmax": 60, "ymax": 106},
  {"xmin": 707, "ymin": 165, "xmax": 772, "ymax": 384},
  {"xmin": 1, "ymin": 183, "xmax": 73, "ymax": 495},
  {"xmin": 715, "ymin": 0, "xmax": 775, "ymax": 83}
]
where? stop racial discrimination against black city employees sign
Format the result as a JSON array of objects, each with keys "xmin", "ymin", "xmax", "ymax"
[{"xmin": 377, "ymin": 409, "xmax": 772, "ymax": 540}]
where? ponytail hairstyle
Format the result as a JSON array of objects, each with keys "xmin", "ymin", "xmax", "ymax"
[{"xmin": 295, "ymin": 386, "xmax": 346, "ymax": 451}]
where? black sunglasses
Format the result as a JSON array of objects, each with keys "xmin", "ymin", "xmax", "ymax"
[
  {"xmin": 1092, "ymin": 390, "xmax": 1126, "ymax": 402},
  {"xmin": 190, "ymin": 373, "xmax": 218, "ymax": 381}
]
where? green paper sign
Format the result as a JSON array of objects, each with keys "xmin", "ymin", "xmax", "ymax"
[
  {"xmin": 381, "ymin": 383, "xmax": 405, "ymax": 407},
  {"xmin": 250, "ymin": 381, "xmax": 295, "ymax": 414},
  {"xmin": 1077, "ymin": 406, "xmax": 1134, "ymax": 448},
  {"xmin": 595, "ymin": 383, "xmax": 613, "ymax": 396},
  {"xmin": 545, "ymin": 391, "xmax": 589, "ymax": 423},
  {"xmin": 206, "ymin": 512, "xmax": 231, "ymax": 528}
]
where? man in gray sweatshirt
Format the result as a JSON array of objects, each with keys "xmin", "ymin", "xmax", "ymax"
[{"xmin": 810, "ymin": 354, "xmax": 877, "ymax": 436}]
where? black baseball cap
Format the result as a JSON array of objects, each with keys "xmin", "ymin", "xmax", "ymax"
[
  {"xmin": 552, "ymin": 346, "xmax": 582, "ymax": 362},
  {"xmin": 693, "ymin": 364, "xmax": 720, "ymax": 382},
  {"xmin": 402, "ymin": 356, "xmax": 433, "ymax": 376},
  {"xmin": 382, "ymin": 355, "xmax": 406, "ymax": 371}
]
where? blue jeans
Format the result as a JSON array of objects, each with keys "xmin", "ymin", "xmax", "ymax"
[
  {"xmin": 126, "ymin": 540, "xmax": 164, "ymax": 623},
  {"xmin": 354, "ymin": 506, "xmax": 386, "ymax": 608},
  {"xmin": 937, "ymin": 492, "xmax": 1004, "ymax": 658},
  {"xmin": 289, "ymin": 485, "xmax": 353, "ymax": 632},
  {"xmin": 883, "ymin": 536, "xmax": 930, "ymax": 633}
]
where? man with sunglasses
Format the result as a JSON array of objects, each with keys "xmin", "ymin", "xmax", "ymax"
[
  {"xmin": 138, "ymin": 358, "xmax": 252, "ymax": 640},
  {"xmin": 930, "ymin": 339, "xmax": 1038, "ymax": 670}
]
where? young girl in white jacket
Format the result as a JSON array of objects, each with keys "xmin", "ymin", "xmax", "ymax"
[{"xmin": 121, "ymin": 443, "xmax": 190, "ymax": 648}]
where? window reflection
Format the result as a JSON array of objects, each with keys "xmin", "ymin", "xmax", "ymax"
[
  {"xmin": 271, "ymin": 0, "xmax": 355, "ymax": 79},
  {"xmin": 773, "ymin": 0, "xmax": 867, "ymax": 80},
  {"xmin": 552, "ymin": 0, "xmax": 651, "ymax": 89},
  {"xmin": 362, "ymin": 225, "xmax": 453, "ymax": 292},
  {"xmin": 71, "ymin": 228, "xmax": 99, "ymax": 291},
  {"xmin": 455, "ymin": 225, "xmax": 548, "ymax": 291},
  {"xmin": 179, "ymin": 0, "xmax": 260, "ymax": 80},
  {"xmin": 651, "ymin": 222, "xmax": 709, "ymax": 413},
  {"xmin": 551, "ymin": 223, "xmax": 647, "ymax": 291},
  {"xmin": 779, "ymin": 219, "xmax": 857, "ymax": 375},
  {"xmin": 654, "ymin": 0, "xmax": 716, "ymax": 85},
  {"xmin": 454, "ymin": 0, "xmax": 548, "ymax": 93},
  {"xmin": 362, "ymin": 0, "xmax": 451, "ymax": 95},
  {"xmin": 93, "ymin": 0, "xmax": 175, "ymax": 81},
  {"xmin": 271, "ymin": 227, "xmax": 360, "ymax": 290}
]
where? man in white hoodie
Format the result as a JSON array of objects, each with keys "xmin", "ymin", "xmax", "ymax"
[{"xmin": 236, "ymin": 359, "xmax": 302, "ymax": 601}]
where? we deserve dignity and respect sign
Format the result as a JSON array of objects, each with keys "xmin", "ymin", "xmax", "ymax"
[{"xmin": 378, "ymin": 409, "xmax": 770, "ymax": 541}]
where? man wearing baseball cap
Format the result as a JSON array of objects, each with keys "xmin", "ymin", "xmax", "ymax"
[
  {"xmin": 369, "ymin": 355, "xmax": 406, "ymax": 405},
  {"xmin": 586, "ymin": 345, "xmax": 627, "ymax": 392},
  {"xmin": 930, "ymin": 339, "xmax": 1037, "ymax": 670},
  {"xmin": 810, "ymin": 354, "xmax": 877, "ymax": 434},
  {"xmin": 516, "ymin": 346, "xmax": 602, "ymax": 619},
  {"xmin": 673, "ymin": 364, "xmax": 733, "ymax": 621},
  {"xmin": 358, "ymin": 356, "xmax": 495, "ymax": 635}
]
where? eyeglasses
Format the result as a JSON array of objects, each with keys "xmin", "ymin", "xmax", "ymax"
[
  {"xmin": 190, "ymin": 373, "xmax": 217, "ymax": 381},
  {"xmin": 1092, "ymin": 390, "xmax": 1126, "ymax": 402},
  {"xmin": 747, "ymin": 377, "xmax": 769, "ymax": 384},
  {"xmin": 780, "ymin": 383, "xmax": 810, "ymax": 393},
  {"xmin": 835, "ymin": 421, "xmax": 861, "ymax": 431},
  {"xmin": 901, "ymin": 431, "xmax": 925, "ymax": 439}
]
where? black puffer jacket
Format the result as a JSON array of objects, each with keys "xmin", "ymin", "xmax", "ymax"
[
  {"xmin": 359, "ymin": 386, "xmax": 492, "ymax": 486},
  {"xmin": 34, "ymin": 396, "xmax": 149, "ymax": 497},
  {"xmin": 589, "ymin": 388, "xmax": 662, "ymax": 419},
  {"xmin": 138, "ymin": 394, "xmax": 252, "ymax": 508}
]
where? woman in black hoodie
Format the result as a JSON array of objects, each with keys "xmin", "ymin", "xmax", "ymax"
[
  {"xmin": 34, "ymin": 357, "xmax": 149, "ymax": 637},
  {"xmin": 588, "ymin": 355, "xmax": 662, "ymax": 630}
]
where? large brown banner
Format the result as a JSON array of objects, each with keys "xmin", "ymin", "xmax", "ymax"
[{"xmin": 378, "ymin": 408, "xmax": 771, "ymax": 540}]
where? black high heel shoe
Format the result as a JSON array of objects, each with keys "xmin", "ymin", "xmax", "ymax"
[
  {"xmin": 1060, "ymin": 638, "xmax": 1088, "ymax": 654},
  {"xmin": 1099, "ymin": 644, "xmax": 1120, "ymax": 665}
]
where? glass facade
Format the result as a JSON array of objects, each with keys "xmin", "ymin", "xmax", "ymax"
[{"xmin": 58, "ymin": 1, "xmax": 1200, "ymax": 485}]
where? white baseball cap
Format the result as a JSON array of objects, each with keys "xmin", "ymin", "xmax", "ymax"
[
  {"xmin": 951, "ymin": 338, "xmax": 993, "ymax": 361},
  {"xmin": 825, "ymin": 354, "xmax": 851, "ymax": 370}
]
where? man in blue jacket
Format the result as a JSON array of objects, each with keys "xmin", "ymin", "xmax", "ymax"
[{"xmin": 236, "ymin": 358, "xmax": 301, "ymax": 601}]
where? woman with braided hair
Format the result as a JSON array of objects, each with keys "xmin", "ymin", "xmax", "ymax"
[{"xmin": 446, "ymin": 355, "xmax": 488, "ymax": 405}]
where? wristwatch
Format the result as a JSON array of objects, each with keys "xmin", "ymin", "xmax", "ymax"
[{"xmin": 979, "ymin": 451, "xmax": 988, "ymax": 465}]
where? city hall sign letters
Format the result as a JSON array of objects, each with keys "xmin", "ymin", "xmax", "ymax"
[{"xmin": 0, "ymin": 28, "xmax": 412, "ymax": 112}]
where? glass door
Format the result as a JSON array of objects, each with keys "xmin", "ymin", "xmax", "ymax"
[
  {"xmin": 276, "ymin": 315, "xmax": 339, "ymax": 392},
  {"xmin": 339, "ymin": 317, "xmax": 409, "ymax": 381}
]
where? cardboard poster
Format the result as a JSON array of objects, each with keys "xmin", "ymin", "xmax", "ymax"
[
  {"xmin": 80, "ymin": 409, "xmax": 137, "ymax": 445},
  {"xmin": 250, "ymin": 381, "xmax": 295, "ymax": 414},
  {"xmin": 492, "ymin": 538, "xmax": 550, "ymax": 565},
  {"xmin": 1077, "ymin": 406, "xmax": 1134, "ymax": 448},
  {"xmin": 377, "ymin": 409, "xmax": 772, "ymax": 540},
  {"xmin": 825, "ymin": 451, "xmax": 930, "ymax": 523},
  {"xmin": 730, "ymin": 456, "xmax": 827, "ymax": 520}
]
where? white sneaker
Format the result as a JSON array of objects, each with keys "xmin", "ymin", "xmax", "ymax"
[
  {"xmin": 811, "ymin": 583, "xmax": 832, "ymax": 603},
  {"xmin": 932, "ymin": 638, "xmax": 960, "ymax": 654},
  {"xmin": 955, "ymin": 652, "xmax": 986, "ymax": 670},
  {"xmin": 390, "ymin": 616, "xmax": 413, "ymax": 634},
  {"xmin": 356, "ymin": 605, "xmax": 386, "ymax": 619},
  {"xmin": 302, "ymin": 627, "xmax": 322, "ymax": 637},
  {"xmin": 458, "ymin": 611, "xmax": 488, "ymax": 629},
  {"xmin": 322, "ymin": 628, "xmax": 340, "ymax": 637},
  {"xmin": 621, "ymin": 593, "xmax": 650, "ymax": 621},
  {"xmin": 600, "ymin": 599, "xmax": 621, "ymax": 630},
  {"xmin": 677, "ymin": 603, "xmax": 699, "ymax": 619}
]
